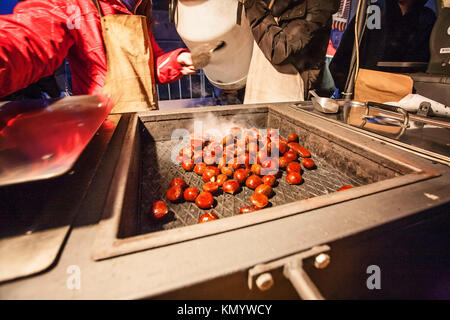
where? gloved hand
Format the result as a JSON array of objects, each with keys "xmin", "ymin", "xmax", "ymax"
[{"xmin": 177, "ymin": 52, "xmax": 196, "ymax": 75}]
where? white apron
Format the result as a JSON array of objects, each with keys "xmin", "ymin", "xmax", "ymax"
[{"xmin": 244, "ymin": 41, "xmax": 305, "ymax": 104}]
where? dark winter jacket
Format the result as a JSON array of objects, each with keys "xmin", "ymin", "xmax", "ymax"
[{"xmin": 244, "ymin": 0, "xmax": 340, "ymax": 95}]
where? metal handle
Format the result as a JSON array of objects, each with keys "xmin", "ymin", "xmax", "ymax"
[
  {"xmin": 365, "ymin": 101, "xmax": 410, "ymax": 139},
  {"xmin": 367, "ymin": 101, "xmax": 405, "ymax": 114},
  {"xmin": 169, "ymin": 0, "xmax": 178, "ymax": 23},
  {"xmin": 283, "ymin": 259, "xmax": 325, "ymax": 300}
]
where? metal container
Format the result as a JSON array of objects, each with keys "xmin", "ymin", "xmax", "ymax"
[{"xmin": 91, "ymin": 104, "xmax": 439, "ymax": 260}]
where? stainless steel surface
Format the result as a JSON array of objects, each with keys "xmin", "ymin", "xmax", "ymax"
[
  {"xmin": 0, "ymin": 95, "xmax": 113, "ymax": 187},
  {"xmin": 92, "ymin": 104, "xmax": 439, "ymax": 260},
  {"xmin": 296, "ymin": 102, "xmax": 450, "ymax": 164},
  {"xmin": 344, "ymin": 101, "xmax": 409, "ymax": 139}
]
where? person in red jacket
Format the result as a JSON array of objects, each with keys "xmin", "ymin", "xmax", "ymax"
[{"xmin": 0, "ymin": 0, "xmax": 195, "ymax": 102}]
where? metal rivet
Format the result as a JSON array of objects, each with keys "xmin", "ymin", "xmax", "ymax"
[
  {"xmin": 255, "ymin": 272, "xmax": 274, "ymax": 291},
  {"xmin": 314, "ymin": 253, "xmax": 331, "ymax": 269}
]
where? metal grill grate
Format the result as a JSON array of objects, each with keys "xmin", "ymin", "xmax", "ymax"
[{"xmin": 137, "ymin": 139, "xmax": 365, "ymax": 235}]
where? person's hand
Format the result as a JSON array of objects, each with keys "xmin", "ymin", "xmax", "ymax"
[{"xmin": 177, "ymin": 52, "xmax": 196, "ymax": 75}]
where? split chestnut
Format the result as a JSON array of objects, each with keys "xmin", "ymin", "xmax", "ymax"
[
  {"xmin": 250, "ymin": 193, "xmax": 269, "ymax": 209},
  {"xmin": 181, "ymin": 159, "xmax": 195, "ymax": 171}
]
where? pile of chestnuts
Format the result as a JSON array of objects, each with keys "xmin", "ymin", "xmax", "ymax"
[{"xmin": 152, "ymin": 127, "xmax": 352, "ymax": 224}]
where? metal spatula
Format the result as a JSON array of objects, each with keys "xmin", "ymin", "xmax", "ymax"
[{"xmin": 191, "ymin": 41, "xmax": 226, "ymax": 69}]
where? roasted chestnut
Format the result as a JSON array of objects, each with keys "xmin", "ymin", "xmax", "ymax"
[
  {"xmin": 221, "ymin": 165, "xmax": 234, "ymax": 177},
  {"xmin": 193, "ymin": 150, "xmax": 204, "ymax": 163},
  {"xmin": 181, "ymin": 145, "xmax": 194, "ymax": 159},
  {"xmin": 278, "ymin": 156, "xmax": 289, "ymax": 169},
  {"xmin": 288, "ymin": 142, "xmax": 311, "ymax": 158},
  {"xmin": 286, "ymin": 161, "xmax": 301, "ymax": 174},
  {"xmin": 166, "ymin": 186, "xmax": 183, "ymax": 202},
  {"xmin": 194, "ymin": 163, "xmax": 207, "ymax": 175},
  {"xmin": 239, "ymin": 206, "xmax": 259, "ymax": 214},
  {"xmin": 267, "ymin": 128, "xmax": 279, "ymax": 139},
  {"xmin": 152, "ymin": 201, "xmax": 168, "ymax": 219},
  {"xmin": 216, "ymin": 174, "xmax": 228, "ymax": 186},
  {"xmin": 262, "ymin": 175, "xmax": 277, "ymax": 187},
  {"xmin": 284, "ymin": 150, "xmax": 298, "ymax": 162},
  {"xmin": 286, "ymin": 172, "xmax": 302, "ymax": 185},
  {"xmin": 203, "ymin": 181, "xmax": 219, "ymax": 194},
  {"xmin": 170, "ymin": 177, "xmax": 187, "ymax": 189},
  {"xmin": 261, "ymin": 159, "xmax": 279, "ymax": 176},
  {"xmin": 184, "ymin": 187, "xmax": 199, "ymax": 202},
  {"xmin": 251, "ymin": 164, "xmax": 262, "ymax": 176},
  {"xmin": 302, "ymin": 158, "xmax": 315, "ymax": 169},
  {"xmin": 222, "ymin": 180, "xmax": 240, "ymax": 194},
  {"xmin": 198, "ymin": 212, "xmax": 219, "ymax": 223},
  {"xmin": 338, "ymin": 185, "xmax": 353, "ymax": 191},
  {"xmin": 250, "ymin": 193, "xmax": 269, "ymax": 209},
  {"xmin": 255, "ymin": 184, "xmax": 272, "ymax": 197},
  {"xmin": 207, "ymin": 166, "xmax": 220, "ymax": 175},
  {"xmin": 245, "ymin": 175, "xmax": 263, "ymax": 190},
  {"xmin": 239, "ymin": 153, "xmax": 251, "ymax": 167},
  {"xmin": 195, "ymin": 192, "xmax": 214, "ymax": 209},
  {"xmin": 287, "ymin": 133, "xmax": 299, "ymax": 143},
  {"xmin": 181, "ymin": 159, "xmax": 195, "ymax": 171},
  {"xmin": 234, "ymin": 168, "xmax": 249, "ymax": 184}
]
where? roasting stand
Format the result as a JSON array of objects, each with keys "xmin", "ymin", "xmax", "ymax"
[{"xmin": 0, "ymin": 100, "xmax": 448, "ymax": 299}]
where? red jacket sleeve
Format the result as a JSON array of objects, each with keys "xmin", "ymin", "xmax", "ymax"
[
  {"xmin": 0, "ymin": 1, "xmax": 75, "ymax": 98},
  {"xmin": 150, "ymin": 32, "xmax": 189, "ymax": 84}
]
